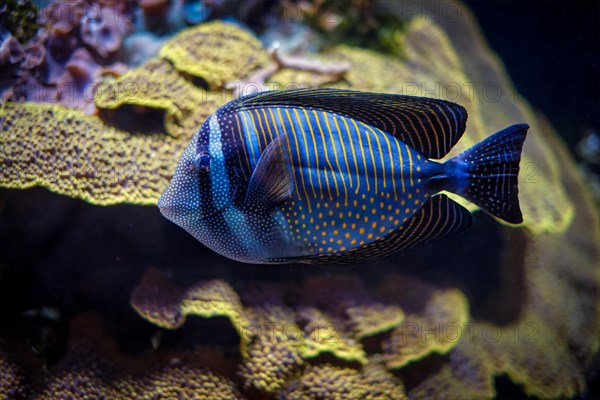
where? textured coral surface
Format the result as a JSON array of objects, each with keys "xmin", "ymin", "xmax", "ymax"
[
  {"xmin": 159, "ymin": 22, "xmax": 271, "ymax": 89},
  {"xmin": 0, "ymin": 2, "xmax": 598, "ymax": 399}
]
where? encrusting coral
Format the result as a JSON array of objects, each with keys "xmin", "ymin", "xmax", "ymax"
[
  {"xmin": 94, "ymin": 57, "xmax": 210, "ymax": 138},
  {"xmin": 291, "ymin": 275, "xmax": 406, "ymax": 341},
  {"xmin": 26, "ymin": 314, "xmax": 247, "ymax": 400},
  {"xmin": 0, "ymin": 102, "xmax": 184, "ymax": 205},
  {"xmin": 0, "ymin": 2, "xmax": 598, "ymax": 399},
  {"xmin": 120, "ymin": 366, "xmax": 246, "ymax": 400},
  {"xmin": 130, "ymin": 269, "xmax": 410, "ymax": 396},
  {"xmin": 94, "ymin": 21, "xmax": 291, "ymax": 135},
  {"xmin": 381, "ymin": 288, "xmax": 470, "ymax": 369},
  {"xmin": 159, "ymin": 21, "xmax": 271, "ymax": 89},
  {"xmin": 238, "ymin": 314, "xmax": 304, "ymax": 394},
  {"xmin": 346, "ymin": 304, "xmax": 405, "ymax": 340},
  {"xmin": 0, "ymin": 345, "xmax": 27, "ymax": 400},
  {"xmin": 297, "ymin": 307, "xmax": 368, "ymax": 366},
  {"xmin": 236, "ymin": 296, "xmax": 304, "ymax": 394},
  {"xmin": 406, "ymin": 335, "xmax": 496, "ymax": 399},
  {"xmin": 282, "ymin": 362, "xmax": 407, "ymax": 400},
  {"xmin": 131, "ymin": 268, "xmax": 249, "ymax": 333}
]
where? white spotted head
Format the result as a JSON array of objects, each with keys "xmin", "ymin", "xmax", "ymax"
[{"xmin": 158, "ymin": 114, "xmax": 238, "ymax": 236}]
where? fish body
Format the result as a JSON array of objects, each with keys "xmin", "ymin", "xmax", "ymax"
[{"xmin": 158, "ymin": 89, "xmax": 528, "ymax": 264}]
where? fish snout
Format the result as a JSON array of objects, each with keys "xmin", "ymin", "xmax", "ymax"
[
  {"xmin": 158, "ymin": 191, "xmax": 200, "ymax": 223},
  {"xmin": 157, "ymin": 191, "xmax": 180, "ymax": 221},
  {"xmin": 157, "ymin": 195, "xmax": 171, "ymax": 218},
  {"xmin": 157, "ymin": 200, "xmax": 184, "ymax": 222}
]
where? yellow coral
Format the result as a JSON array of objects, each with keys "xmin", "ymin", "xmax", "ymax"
[
  {"xmin": 159, "ymin": 21, "xmax": 270, "ymax": 88},
  {"xmin": 480, "ymin": 313, "xmax": 584, "ymax": 399},
  {"xmin": 383, "ymin": 289, "xmax": 470, "ymax": 369},
  {"xmin": 180, "ymin": 279, "xmax": 250, "ymax": 330},
  {"xmin": 299, "ymin": 307, "xmax": 368, "ymax": 365},
  {"xmin": 407, "ymin": 337, "xmax": 495, "ymax": 400},
  {"xmin": 130, "ymin": 268, "xmax": 249, "ymax": 335},
  {"xmin": 0, "ymin": 347, "xmax": 26, "ymax": 400},
  {"xmin": 238, "ymin": 323, "xmax": 304, "ymax": 393},
  {"xmin": 282, "ymin": 362, "xmax": 407, "ymax": 400},
  {"xmin": 0, "ymin": 102, "xmax": 187, "ymax": 205},
  {"xmin": 94, "ymin": 58, "xmax": 210, "ymax": 138},
  {"xmin": 346, "ymin": 304, "xmax": 405, "ymax": 339},
  {"xmin": 135, "ymin": 367, "xmax": 245, "ymax": 400}
]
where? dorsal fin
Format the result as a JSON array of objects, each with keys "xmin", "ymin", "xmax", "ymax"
[
  {"xmin": 276, "ymin": 194, "xmax": 472, "ymax": 265},
  {"xmin": 227, "ymin": 88, "xmax": 468, "ymax": 159}
]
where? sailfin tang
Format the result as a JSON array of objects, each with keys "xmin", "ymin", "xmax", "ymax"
[
  {"xmin": 448, "ymin": 123, "xmax": 528, "ymax": 224},
  {"xmin": 245, "ymin": 134, "xmax": 294, "ymax": 209},
  {"xmin": 230, "ymin": 88, "xmax": 468, "ymax": 159},
  {"xmin": 276, "ymin": 195, "xmax": 472, "ymax": 265}
]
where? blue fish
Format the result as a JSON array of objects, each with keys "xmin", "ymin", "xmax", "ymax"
[{"xmin": 158, "ymin": 89, "xmax": 528, "ymax": 264}]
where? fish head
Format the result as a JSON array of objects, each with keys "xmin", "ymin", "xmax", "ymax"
[{"xmin": 158, "ymin": 114, "xmax": 240, "ymax": 232}]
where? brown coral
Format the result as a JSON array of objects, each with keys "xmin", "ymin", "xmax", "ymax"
[
  {"xmin": 297, "ymin": 307, "xmax": 368, "ymax": 365},
  {"xmin": 238, "ymin": 317, "xmax": 304, "ymax": 394},
  {"xmin": 382, "ymin": 288, "xmax": 470, "ymax": 369},
  {"xmin": 121, "ymin": 366, "xmax": 246, "ymax": 400},
  {"xmin": 406, "ymin": 337, "xmax": 495, "ymax": 399},
  {"xmin": 0, "ymin": 345, "xmax": 27, "ymax": 400},
  {"xmin": 282, "ymin": 362, "xmax": 407, "ymax": 400},
  {"xmin": 131, "ymin": 268, "xmax": 249, "ymax": 333},
  {"xmin": 26, "ymin": 314, "xmax": 246, "ymax": 400}
]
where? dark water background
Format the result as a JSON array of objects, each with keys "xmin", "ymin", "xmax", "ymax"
[{"xmin": 466, "ymin": 0, "xmax": 599, "ymax": 150}]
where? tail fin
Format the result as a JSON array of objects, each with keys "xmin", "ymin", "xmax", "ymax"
[{"xmin": 448, "ymin": 124, "xmax": 529, "ymax": 224}]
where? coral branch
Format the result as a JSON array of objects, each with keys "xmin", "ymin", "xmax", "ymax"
[{"xmin": 227, "ymin": 43, "xmax": 351, "ymax": 97}]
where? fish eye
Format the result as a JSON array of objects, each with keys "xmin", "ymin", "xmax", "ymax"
[{"xmin": 194, "ymin": 152, "xmax": 212, "ymax": 173}]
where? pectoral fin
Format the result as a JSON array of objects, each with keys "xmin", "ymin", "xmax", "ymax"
[{"xmin": 245, "ymin": 134, "xmax": 295, "ymax": 210}]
